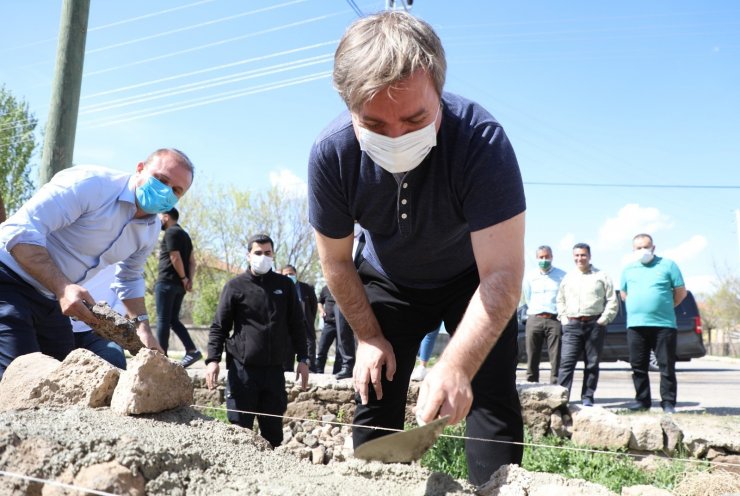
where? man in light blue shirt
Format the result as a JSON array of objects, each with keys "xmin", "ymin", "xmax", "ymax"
[
  {"xmin": 522, "ymin": 245, "xmax": 565, "ymax": 383},
  {"xmin": 620, "ymin": 233, "xmax": 686, "ymax": 414},
  {"xmin": 0, "ymin": 148, "xmax": 194, "ymax": 378}
]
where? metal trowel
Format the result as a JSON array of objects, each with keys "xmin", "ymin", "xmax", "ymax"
[{"xmin": 353, "ymin": 415, "xmax": 450, "ymax": 463}]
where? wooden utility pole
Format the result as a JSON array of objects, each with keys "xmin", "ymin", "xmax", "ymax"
[{"xmin": 39, "ymin": 0, "xmax": 91, "ymax": 185}]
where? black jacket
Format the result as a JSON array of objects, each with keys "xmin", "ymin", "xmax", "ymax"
[
  {"xmin": 295, "ymin": 280, "xmax": 318, "ymax": 330},
  {"xmin": 206, "ymin": 270, "xmax": 308, "ymax": 367}
]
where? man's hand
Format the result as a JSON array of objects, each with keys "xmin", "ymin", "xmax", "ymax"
[
  {"xmin": 184, "ymin": 278, "xmax": 193, "ymax": 292},
  {"xmin": 58, "ymin": 283, "xmax": 97, "ymax": 324},
  {"xmin": 415, "ymin": 360, "xmax": 473, "ymax": 426},
  {"xmin": 296, "ymin": 361, "xmax": 309, "ymax": 391},
  {"xmin": 354, "ymin": 335, "xmax": 396, "ymax": 404},
  {"xmin": 135, "ymin": 323, "xmax": 164, "ymax": 354},
  {"xmin": 206, "ymin": 361, "xmax": 220, "ymax": 390}
]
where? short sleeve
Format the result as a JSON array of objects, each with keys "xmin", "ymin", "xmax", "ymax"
[
  {"xmin": 669, "ymin": 261, "xmax": 685, "ymax": 288},
  {"xmin": 460, "ymin": 124, "xmax": 526, "ymax": 232},
  {"xmin": 307, "ymin": 136, "xmax": 355, "ymax": 239}
]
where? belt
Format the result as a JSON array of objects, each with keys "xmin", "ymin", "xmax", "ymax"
[
  {"xmin": 568, "ymin": 315, "xmax": 599, "ymax": 322},
  {"xmin": 535, "ymin": 312, "xmax": 557, "ymax": 319}
]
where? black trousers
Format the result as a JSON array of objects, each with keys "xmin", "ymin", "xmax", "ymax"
[
  {"xmin": 283, "ymin": 323, "xmax": 318, "ymax": 372},
  {"xmin": 334, "ymin": 308, "xmax": 356, "ymax": 370},
  {"xmin": 557, "ymin": 320, "xmax": 605, "ymax": 401},
  {"xmin": 316, "ymin": 319, "xmax": 342, "ymax": 374},
  {"xmin": 352, "ymin": 260, "xmax": 523, "ymax": 486},
  {"xmin": 0, "ymin": 262, "xmax": 74, "ymax": 380},
  {"xmin": 524, "ymin": 315, "xmax": 562, "ymax": 384},
  {"xmin": 226, "ymin": 360, "xmax": 287, "ymax": 448},
  {"xmin": 627, "ymin": 326, "xmax": 677, "ymax": 406}
]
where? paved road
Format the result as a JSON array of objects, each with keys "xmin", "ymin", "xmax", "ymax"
[{"xmin": 518, "ymin": 356, "xmax": 740, "ymax": 415}]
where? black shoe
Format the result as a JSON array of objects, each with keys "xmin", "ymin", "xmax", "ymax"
[
  {"xmin": 661, "ymin": 403, "xmax": 676, "ymax": 414},
  {"xmin": 626, "ymin": 401, "xmax": 650, "ymax": 412},
  {"xmin": 180, "ymin": 350, "xmax": 202, "ymax": 369},
  {"xmin": 335, "ymin": 367, "xmax": 352, "ymax": 380}
]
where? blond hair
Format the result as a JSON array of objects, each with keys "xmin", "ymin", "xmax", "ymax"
[{"xmin": 333, "ymin": 11, "xmax": 446, "ymax": 112}]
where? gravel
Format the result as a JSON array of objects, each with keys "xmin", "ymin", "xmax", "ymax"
[{"xmin": 0, "ymin": 406, "xmax": 474, "ymax": 495}]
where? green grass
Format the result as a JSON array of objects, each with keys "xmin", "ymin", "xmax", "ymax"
[
  {"xmin": 420, "ymin": 423, "xmax": 708, "ymax": 492},
  {"xmin": 201, "ymin": 405, "xmax": 229, "ymax": 424},
  {"xmin": 420, "ymin": 422, "xmax": 469, "ymax": 479}
]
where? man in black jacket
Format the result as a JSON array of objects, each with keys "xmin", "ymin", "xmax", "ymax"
[
  {"xmin": 205, "ymin": 234, "xmax": 309, "ymax": 447},
  {"xmin": 280, "ymin": 264, "xmax": 318, "ymax": 372}
]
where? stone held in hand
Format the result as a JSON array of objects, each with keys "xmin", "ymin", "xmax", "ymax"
[{"xmin": 88, "ymin": 301, "xmax": 144, "ymax": 355}]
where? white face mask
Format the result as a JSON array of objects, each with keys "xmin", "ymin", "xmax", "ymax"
[
  {"xmin": 250, "ymin": 254, "xmax": 273, "ymax": 275},
  {"xmin": 357, "ymin": 105, "xmax": 440, "ymax": 174},
  {"xmin": 635, "ymin": 248, "xmax": 654, "ymax": 264}
]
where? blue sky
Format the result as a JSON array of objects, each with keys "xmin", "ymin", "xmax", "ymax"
[{"xmin": 1, "ymin": 0, "xmax": 739, "ymax": 295}]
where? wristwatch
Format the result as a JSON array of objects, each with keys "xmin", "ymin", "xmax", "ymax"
[{"xmin": 134, "ymin": 314, "xmax": 149, "ymax": 323}]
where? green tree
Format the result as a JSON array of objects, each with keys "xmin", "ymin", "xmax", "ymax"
[
  {"xmin": 699, "ymin": 270, "xmax": 740, "ymax": 355},
  {"xmin": 0, "ymin": 86, "xmax": 38, "ymax": 216},
  {"xmin": 173, "ymin": 181, "xmax": 320, "ymax": 325}
]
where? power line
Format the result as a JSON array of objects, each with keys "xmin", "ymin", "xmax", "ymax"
[
  {"xmin": 79, "ymin": 54, "xmax": 333, "ymax": 114},
  {"xmin": 85, "ymin": 0, "xmax": 310, "ymax": 55},
  {"xmin": 81, "ymin": 40, "xmax": 338, "ymax": 101},
  {"xmin": 82, "ymin": 11, "xmax": 345, "ymax": 78},
  {"xmin": 0, "ymin": 0, "xmax": 219, "ymax": 54},
  {"xmin": 90, "ymin": 0, "xmax": 218, "ymax": 32},
  {"xmin": 82, "ymin": 71, "xmax": 331, "ymax": 128},
  {"xmin": 345, "ymin": 0, "xmax": 363, "ymax": 17}
]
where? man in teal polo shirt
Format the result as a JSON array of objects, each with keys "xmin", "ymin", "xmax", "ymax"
[{"xmin": 620, "ymin": 233, "xmax": 686, "ymax": 414}]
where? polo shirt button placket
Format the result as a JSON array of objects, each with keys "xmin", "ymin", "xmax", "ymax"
[{"xmin": 399, "ymin": 182, "xmax": 410, "ymax": 235}]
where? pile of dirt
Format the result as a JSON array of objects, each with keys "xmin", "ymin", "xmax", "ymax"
[{"xmin": 0, "ymin": 406, "xmax": 472, "ymax": 495}]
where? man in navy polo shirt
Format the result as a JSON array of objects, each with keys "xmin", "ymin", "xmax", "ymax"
[{"xmin": 307, "ymin": 11, "xmax": 525, "ymax": 485}]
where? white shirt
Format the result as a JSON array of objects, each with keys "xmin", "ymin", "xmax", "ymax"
[
  {"xmin": 523, "ymin": 266, "xmax": 565, "ymax": 315},
  {"xmin": 0, "ymin": 165, "xmax": 159, "ymax": 300}
]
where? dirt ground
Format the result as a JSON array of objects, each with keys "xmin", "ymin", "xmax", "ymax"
[{"xmin": 0, "ymin": 406, "xmax": 474, "ymax": 496}]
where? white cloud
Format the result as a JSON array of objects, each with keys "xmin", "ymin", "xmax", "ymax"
[
  {"xmin": 558, "ymin": 233, "xmax": 575, "ymax": 252},
  {"xmin": 269, "ymin": 169, "xmax": 306, "ymax": 198},
  {"xmin": 684, "ymin": 274, "xmax": 716, "ymax": 295},
  {"xmin": 662, "ymin": 235, "xmax": 708, "ymax": 264},
  {"xmin": 596, "ymin": 204, "xmax": 673, "ymax": 250}
]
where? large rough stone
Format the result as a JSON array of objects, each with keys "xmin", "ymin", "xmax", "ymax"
[
  {"xmin": 73, "ymin": 461, "xmax": 145, "ymax": 495},
  {"xmin": 713, "ymin": 454, "xmax": 740, "ymax": 475},
  {"xmin": 0, "ymin": 350, "xmax": 119, "ymax": 411},
  {"xmin": 45, "ymin": 348, "xmax": 121, "ymax": 408},
  {"xmin": 571, "ymin": 406, "xmax": 631, "ymax": 450},
  {"xmin": 550, "ymin": 409, "xmax": 572, "ymax": 438},
  {"xmin": 0, "ymin": 353, "xmax": 60, "ymax": 412},
  {"xmin": 89, "ymin": 301, "xmax": 144, "ymax": 354},
  {"xmin": 660, "ymin": 415, "xmax": 683, "ymax": 455},
  {"xmin": 516, "ymin": 383, "xmax": 569, "ymax": 440},
  {"xmin": 479, "ymin": 464, "xmax": 617, "ymax": 496},
  {"xmin": 675, "ymin": 415, "xmax": 740, "ymax": 458},
  {"xmin": 628, "ymin": 415, "xmax": 663, "ymax": 452},
  {"xmin": 110, "ymin": 348, "xmax": 193, "ymax": 415}
]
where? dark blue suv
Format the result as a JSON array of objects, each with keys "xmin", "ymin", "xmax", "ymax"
[{"xmin": 517, "ymin": 290, "xmax": 706, "ymax": 363}]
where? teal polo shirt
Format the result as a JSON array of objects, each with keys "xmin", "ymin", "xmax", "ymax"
[{"xmin": 620, "ymin": 256, "xmax": 685, "ymax": 328}]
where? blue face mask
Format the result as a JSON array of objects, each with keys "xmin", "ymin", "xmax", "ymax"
[
  {"xmin": 287, "ymin": 274, "xmax": 297, "ymax": 284},
  {"xmin": 135, "ymin": 176, "xmax": 178, "ymax": 214}
]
